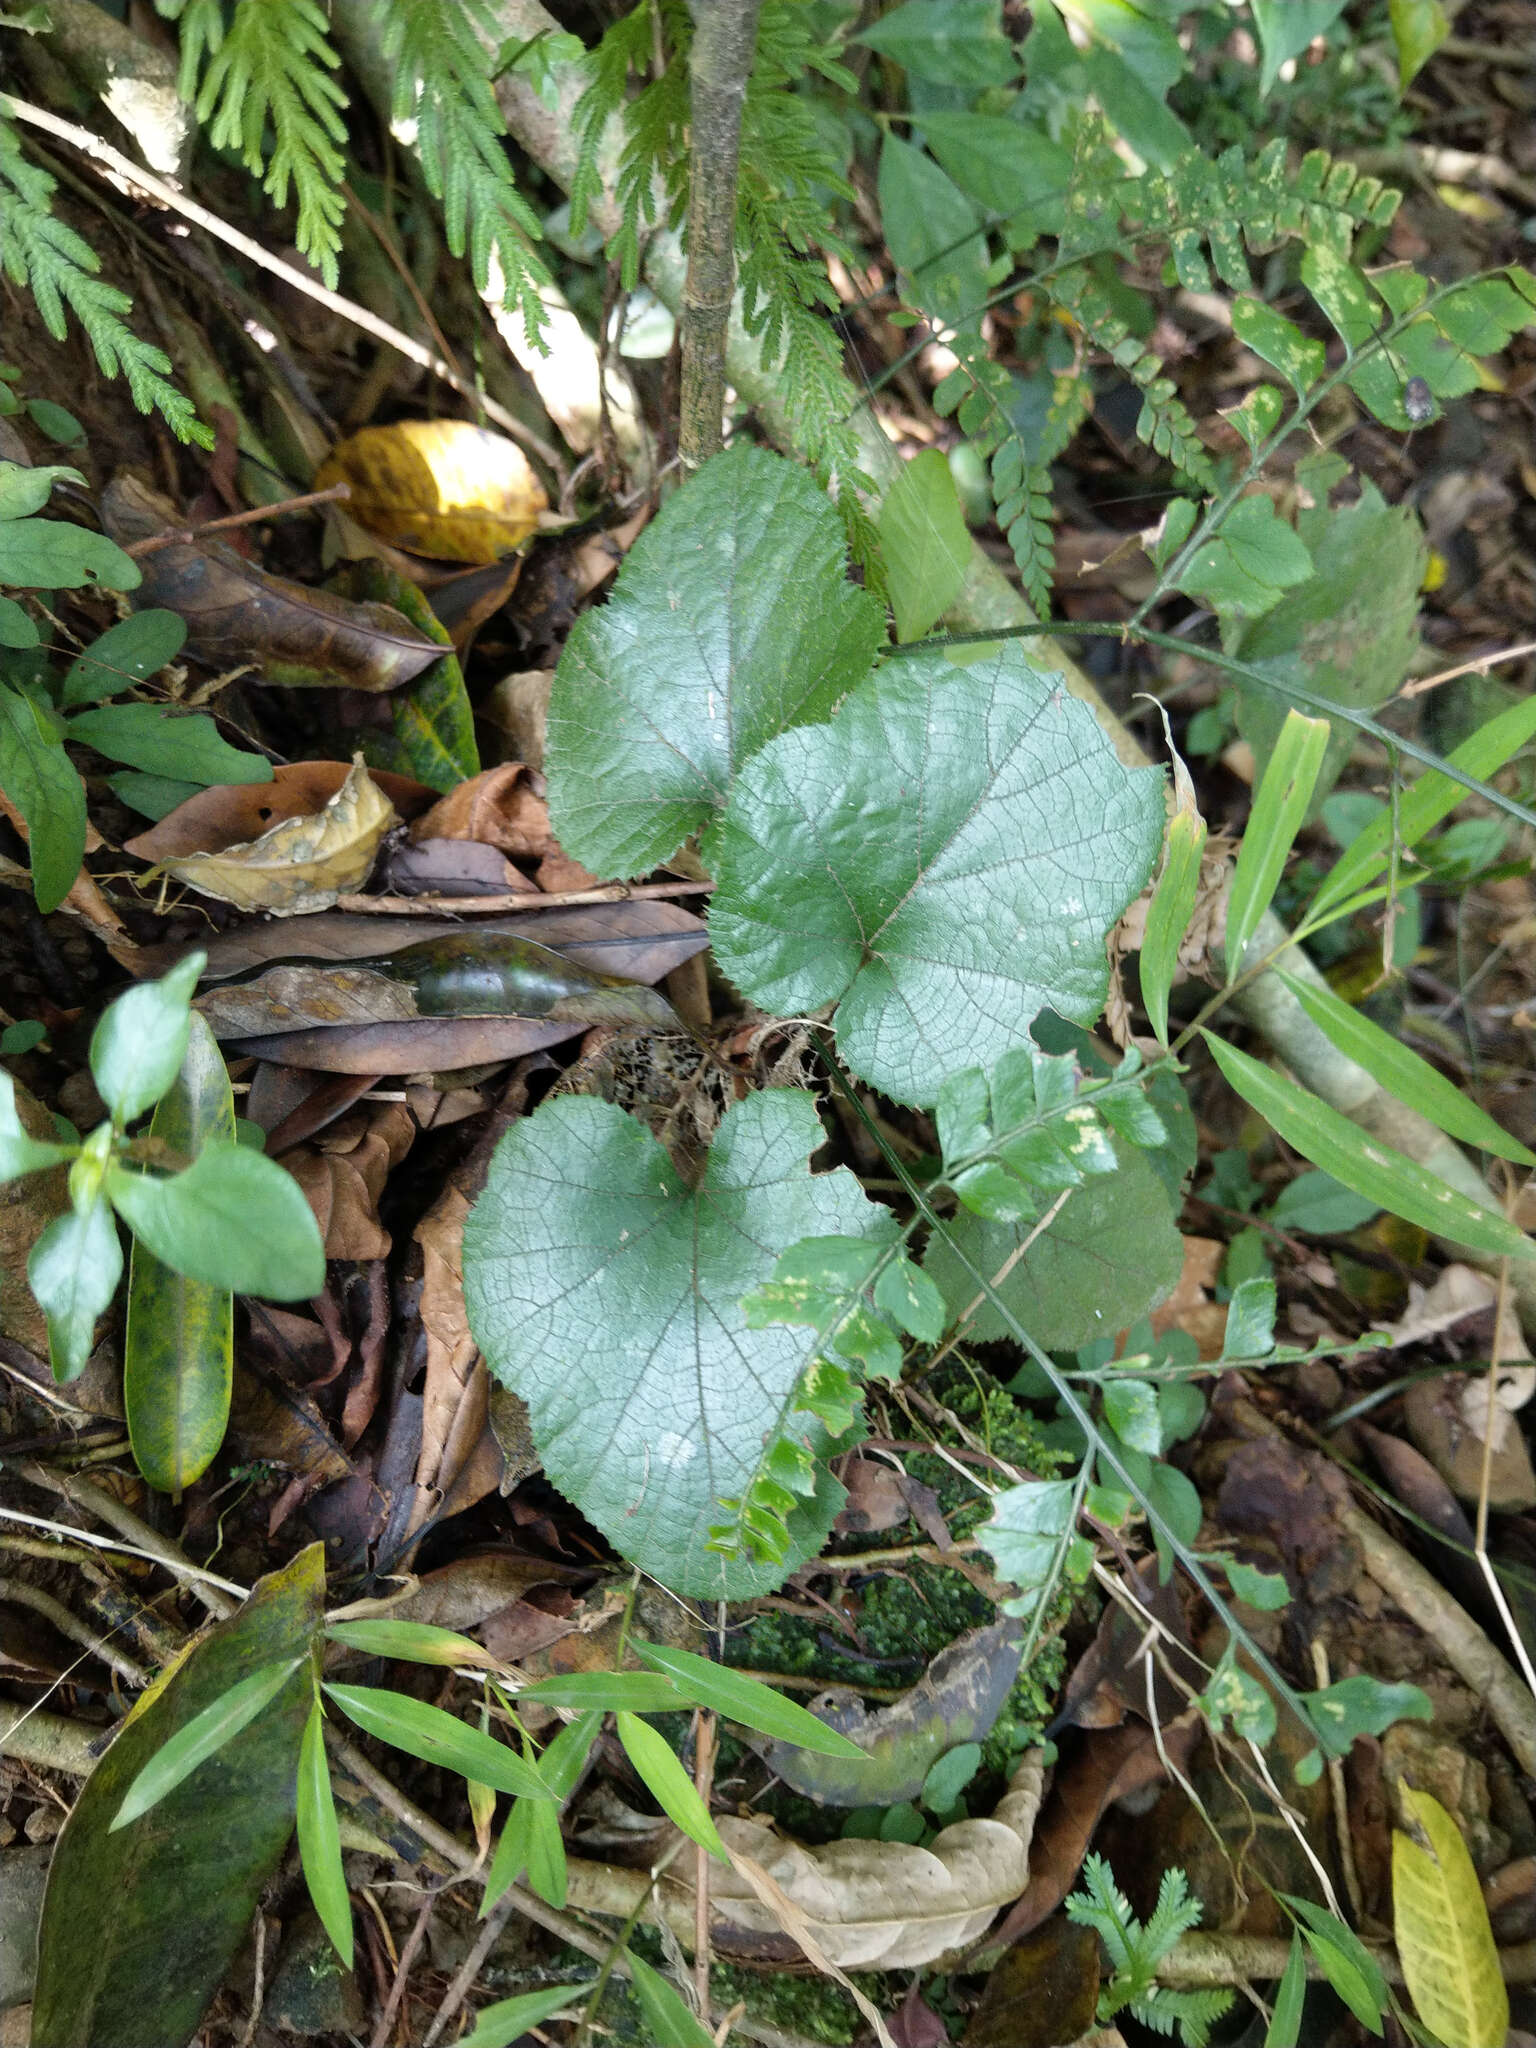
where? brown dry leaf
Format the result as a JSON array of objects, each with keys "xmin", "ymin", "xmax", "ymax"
[
  {"xmin": 314, "ymin": 421, "xmax": 548, "ymax": 564},
  {"xmin": 403, "ymin": 1186, "xmax": 506, "ymax": 1535},
  {"xmin": 391, "ymin": 1552, "xmax": 588, "ymax": 1633},
  {"xmin": 383, "ymin": 840, "xmax": 521, "ymax": 897},
  {"xmin": 962, "ymin": 1918, "xmax": 1100, "ymax": 2048},
  {"xmin": 219, "ymin": 1016, "xmax": 585, "ymax": 1075},
  {"xmin": 409, "ymin": 762, "xmax": 556, "ymax": 862},
  {"xmin": 705, "ymin": 1754, "xmax": 1045, "ymax": 1976},
  {"xmin": 131, "ymin": 755, "xmax": 397, "ymax": 915},
  {"xmin": 100, "ymin": 474, "xmax": 444, "ymax": 690},
  {"xmin": 285, "ymin": 1103, "xmax": 413, "ymax": 1261},
  {"xmin": 125, "ymin": 760, "xmax": 430, "ymax": 865},
  {"xmin": 1148, "ymin": 1235, "xmax": 1227, "ymax": 1359},
  {"xmin": 1403, "ymin": 1372, "xmax": 1536, "ymax": 1510}
]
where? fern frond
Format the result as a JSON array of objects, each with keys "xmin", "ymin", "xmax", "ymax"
[
  {"xmin": 569, "ymin": 0, "xmax": 664, "ymax": 247},
  {"xmin": 0, "ymin": 113, "xmax": 207, "ymax": 445},
  {"xmin": 380, "ymin": 0, "xmax": 554, "ymax": 340},
  {"xmin": 155, "ymin": 0, "xmax": 227, "ymax": 103},
  {"xmin": 1130, "ymin": 1986, "xmax": 1235, "ymax": 2048},
  {"xmin": 176, "ymin": 0, "xmax": 349, "ymax": 286},
  {"xmin": 1145, "ymin": 1866, "xmax": 1205, "ymax": 1953}
]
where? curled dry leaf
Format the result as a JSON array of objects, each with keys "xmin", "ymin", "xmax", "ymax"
[
  {"xmin": 284, "ymin": 1103, "xmax": 415, "ymax": 1261},
  {"xmin": 409, "ymin": 762, "xmax": 557, "ymax": 862},
  {"xmin": 705, "ymin": 1752, "xmax": 1045, "ymax": 1972},
  {"xmin": 130, "ymin": 756, "xmax": 398, "ymax": 915},
  {"xmin": 100, "ymin": 475, "xmax": 443, "ymax": 690},
  {"xmin": 314, "ymin": 421, "xmax": 549, "ymax": 564},
  {"xmin": 751, "ymin": 1619, "xmax": 1025, "ymax": 1807}
]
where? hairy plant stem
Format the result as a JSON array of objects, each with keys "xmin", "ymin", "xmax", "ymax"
[{"xmin": 679, "ymin": 0, "xmax": 762, "ymax": 469}]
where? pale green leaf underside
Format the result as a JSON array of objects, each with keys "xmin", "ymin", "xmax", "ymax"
[
  {"xmin": 463, "ymin": 1089, "xmax": 886, "ymax": 1598},
  {"xmin": 924, "ymin": 1141, "xmax": 1185, "ymax": 1350},
  {"xmin": 708, "ymin": 645, "xmax": 1165, "ymax": 1106},
  {"xmin": 545, "ymin": 445, "xmax": 885, "ymax": 879}
]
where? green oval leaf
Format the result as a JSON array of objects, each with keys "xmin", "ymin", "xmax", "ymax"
[
  {"xmin": 124, "ymin": 1012, "xmax": 235, "ymax": 1493},
  {"xmin": 28, "ymin": 1193, "xmax": 121, "ymax": 1382},
  {"xmin": 296, "ymin": 1701, "xmax": 353, "ymax": 1968},
  {"xmin": 66, "ymin": 702, "xmax": 271, "ymax": 783},
  {"xmin": 709, "ymin": 643, "xmax": 1165, "ymax": 1108},
  {"xmin": 615, "ymin": 1711, "xmax": 726, "ymax": 1860},
  {"xmin": 879, "ymin": 447, "xmax": 970, "ymax": 644},
  {"xmin": 451, "ymin": 1983, "xmax": 592, "ymax": 2048},
  {"xmin": 0, "ymin": 515, "xmax": 141, "ymax": 590},
  {"xmin": 321, "ymin": 1683, "xmax": 552, "ymax": 1799},
  {"xmin": 113, "ymin": 1656, "xmax": 303, "ymax": 1829},
  {"xmin": 63, "ymin": 609, "xmax": 188, "ymax": 706},
  {"xmin": 631, "ymin": 1640, "xmax": 869, "ymax": 1758},
  {"xmin": 1204, "ymin": 1032, "xmax": 1536, "ymax": 1263},
  {"xmin": 107, "ymin": 1143, "xmax": 326, "ymax": 1301},
  {"xmin": 0, "ymin": 1069, "xmax": 76, "ymax": 1182}
]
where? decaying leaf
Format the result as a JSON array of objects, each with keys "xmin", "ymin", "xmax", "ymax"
[
  {"xmin": 751, "ymin": 1619, "xmax": 1024, "ymax": 1807},
  {"xmin": 314, "ymin": 420, "xmax": 549, "ymax": 563},
  {"xmin": 406, "ymin": 1185, "xmax": 506, "ymax": 1536},
  {"xmin": 703, "ymin": 1752, "xmax": 1045, "ymax": 1970},
  {"xmin": 285, "ymin": 1104, "xmax": 415, "ymax": 1261},
  {"xmin": 409, "ymin": 761, "xmax": 558, "ymax": 863},
  {"xmin": 962, "ymin": 1918, "xmax": 1100, "ymax": 2048},
  {"xmin": 101, "ymin": 475, "xmax": 444, "ymax": 690},
  {"xmin": 131, "ymin": 756, "xmax": 398, "ymax": 915}
]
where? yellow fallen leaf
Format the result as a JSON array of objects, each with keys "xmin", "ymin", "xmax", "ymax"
[
  {"xmin": 314, "ymin": 420, "xmax": 549, "ymax": 564},
  {"xmin": 141, "ymin": 755, "xmax": 397, "ymax": 916},
  {"xmin": 1393, "ymin": 1786, "xmax": 1508, "ymax": 2048}
]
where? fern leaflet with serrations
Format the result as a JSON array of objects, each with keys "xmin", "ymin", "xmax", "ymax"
[{"xmin": 0, "ymin": 112, "xmax": 206, "ymax": 444}]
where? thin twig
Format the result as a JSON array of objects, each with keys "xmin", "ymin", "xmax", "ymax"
[
  {"xmin": 0, "ymin": 1499, "xmax": 246, "ymax": 1612},
  {"xmin": 1399, "ymin": 636, "xmax": 1536, "ymax": 698},
  {"xmin": 236, "ymin": 1908, "xmax": 268, "ymax": 2048},
  {"xmin": 0, "ymin": 1575, "xmax": 150, "ymax": 1689},
  {"xmin": 1473, "ymin": 1252, "xmax": 1536, "ymax": 1700},
  {"xmin": 124, "ymin": 482, "xmax": 353, "ymax": 556},
  {"xmin": 368, "ymin": 1885, "xmax": 440, "ymax": 2048},
  {"xmin": 334, "ymin": 877, "xmax": 715, "ymax": 915},
  {"xmin": 421, "ymin": 1890, "xmax": 520, "ymax": 2048},
  {"xmin": 0, "ymin": 93, "xmax": 548, "ymax": 450},
  {"xmin": 1310, "ymin": 1639, "xmax": 1364, "ymax": 1925}
]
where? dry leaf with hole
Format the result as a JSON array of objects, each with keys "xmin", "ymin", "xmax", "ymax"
[
  {"xmin": 134, "ymin": 755, "xmax": 397, "ymax": 915},
  {"xmin": 100, "ymin": 474, "xmax": 444, "ymax": 690},
  {"xmin": 704, "ymin": 1753, "xmax": 1044, "ymax": 1971},
  {"xmin": 314, "ymin": 421, "xmax": 549, "ymax": 563}
]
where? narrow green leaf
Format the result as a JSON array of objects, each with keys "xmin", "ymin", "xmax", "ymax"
[
  {"xmin": 124, "ymin": 1012, "xmax": 234, "ymax": 1494},
  {"xmin": 1141, "ymin": 803, "xmax": 1207, "ymax": 1045},
  {"xmin": 625, "ymin": 1949, "xmax": 716, "ymax": 2048},
  {"xmin": 615, "ymin": 1711, "xmax": 726, "ymax": 1860},
  {"xmin": 326, "ymin": 1618, "xmax": 501, "ymax": 1666},
  {"xmin": 0, "ymin": 679, "xmax": 87, "ymax": 913},
  {"xmin": 62, "ymin": 610, "xmax": 188, "ymax": 706},
  {"xmin": 879, "ymin": 448, "xmax": 970, "ymax": 643},
  {"xmin": 107, "ymin": 1143, "xmax": 326, "ymax": 1300},
  {"xmin": 1312, "ymin": 692, "xmax": 1536, "ymax": 913},
  {"xmin": 1280, "ymin": 1896, "xmax": 1387, "ymax": 2035},
  {"xmin": 90, "ymin": 952, "xmax": 203, "ymax": 1127},
  {"xmin": 1277, "ymin": 969, "xmax": 1535, "ymax": 1166},
  {"xmin": 515, "ymin": 1670, "xmax": 685, "ymax": 1713},
  {"xmin": 1205, "ymin": 1033, "xmax": 1535, "ymax": 1262},
  {"xmin": 28, "ymin": 1194, "xmax": 121, "ymax": 1382},
  {"xmin": 632, "ymin": 1640, "xmax": 869, "ymax": 1759},
  {"xmin": 1265, "ymin": 1932, "xmax": 1307, "ymax": 2047},
  {"xmin": 483, "ymin": 1712, "xmax": 599, "ymax": 1913},
  {"xmin": 296, "ymin": 1701, "xmax": 353, "ymax": 1968},
  {"xmin": 1225, "ymin": 709, "xmax": 1331, "ymax": 977},
  {"xmin": 113, "ymin": 1657, "xmax": 303, "ymax": 1828},
  {"xmin": 322, "ymin": 1683, "xmax": 553, "ymax": 1799},
  {"xmin": 451, "ymin": 1984, "xmax": 591, "ymax": 2048}
]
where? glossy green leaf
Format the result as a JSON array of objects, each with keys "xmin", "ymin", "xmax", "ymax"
[
  {"xmin": 878, "ymin": 132, "xmax": 990, "ymax": 335},
  {"xmin": 1312, "ymin": 691, "xmax": 1536, "ymax": 914},
  {"xmin": 546, "ymin": 444, "xmax": 883, "ymax": 878},
  {"xmin": 113, "ymin": 1657, "xmax": 303, "ymax": 1828},
  {"xmin": 464, "ymin": 1089, "xmax": 887, "ymax": 1599},
  {"xmin": 1279, "ymin": 1896, "xmax": 1387, "ymax": 2034},
  {"xmin": 1277, "ymin": 969, "xmax": 1535, "ymax": 1165},
  {"xmin": 1389, "ymin": 0, "xmax": 1447, "ymax": 86},
  {"xmin": 1224, "ymin": 710, "xmax": 1331, "ymax": 977},
  {"xmin": 0, "ymin": 516, "xmax": 140, "ymax": 590},
  {"xmin": 29, "ymin": 1193, "xmax": 121, "ymax": 1381},
  {"xmin": 1222, "ymin": 1276, "xmax": 1277, "ymax": 1359},
  {"xmin": 344, "ymin": 559, "xmax": 478, "ymax": 794},
  {"xmin": 107, "ymin": 1142, "xmax": 326, "ymax": 1300},
  {"xmin": 1103, "ymin": 1378, "xmax": 1161, "ymax": 1454},
  {"xmin": 27, "ymin": 399, "xmax": 84, "ymax": 445},
  {"xmin": 616, "ymin": 1711, "xmax": 726, "ymax": 1859},
  {"xmin": 513, "ymin": 1671, "xmax": 685, "ymax": 1712},
  {"xmin": 89, "ymin": 951, "xmax": 203, "ymax": 1127},
  {"xmin": 1205, "ymin": 1033, "xmax": 1535, "ymax": 1262},
  {"xmin": 0, "ymin": 679, "xmax": 86, "ymax": 913},
  {"xmin": 980, "ymin": 1478, "xmax": 1084, "ymax": 1623},
  {"xmin": 709, "ymin": 644, "xmax": 1164, "ymax": 1107},
  {"xmin": 106, "ymin": 769, "xmax": 204, "ymax": 819},
  {"xmin": 926, "ymin": 1142, "xmax": 1184, "ymax": 1350},
  {"xmin": 625, "ymin": 1949, "xmax": 716, "ymax": 2048},
  {"xmin": 0, "ymin": 1069, "xmax": 76, "ymax": 1181},
  {"xmin": 325, "ymin": 1618, "xmax": 500, "ymax": 1666},
  {"xmin": 452, "ymin": 1984, "xmax": 591, "ymax": 2048},
  {"xmin": 124, "ymin": 1011, "xmax": 235, "ymax": 1492},
  {"xmin": 31, "ymin": 1545, "xmax": 322, "ymax": 2048},
  {"xmin": 296, "ymin": 1700, "xmax": 353, "ymax": 1967},
  {"xmin": 879, "ymin": 448, "xmax": 970, "ymax": 643},
  {"xmin": 1141, "ymin": 798, "xmax": 1206, "ymax": 1045},
  {"xmin": 854, "ymin": 0, "xmax": 1017, "ymax": 85},
  {"xmin": 322, "ymin": 1683, "xmax": 552, "ymax": 1798},
  {"xmin": 1230, "ymin": 298, "xmax": 1326, "ymax": 395},
  {"xmin": 62, "ymin": 609, "xmax": 188, "ymax": 706},
  {"xmin": 1250, "ymin": 0, "xmax": 1346, "ymax": 93},
  {"xmin": 1265, "ymin": 1932, "xmax": 1307, "ymax": 2047},
  {"xmin": 66, "ymin": 702, "xmax": 271, "ymax": 784},
  {"xmin": 632, "ymin": 1640, "xmax": 869, "ymax": 1758}
]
